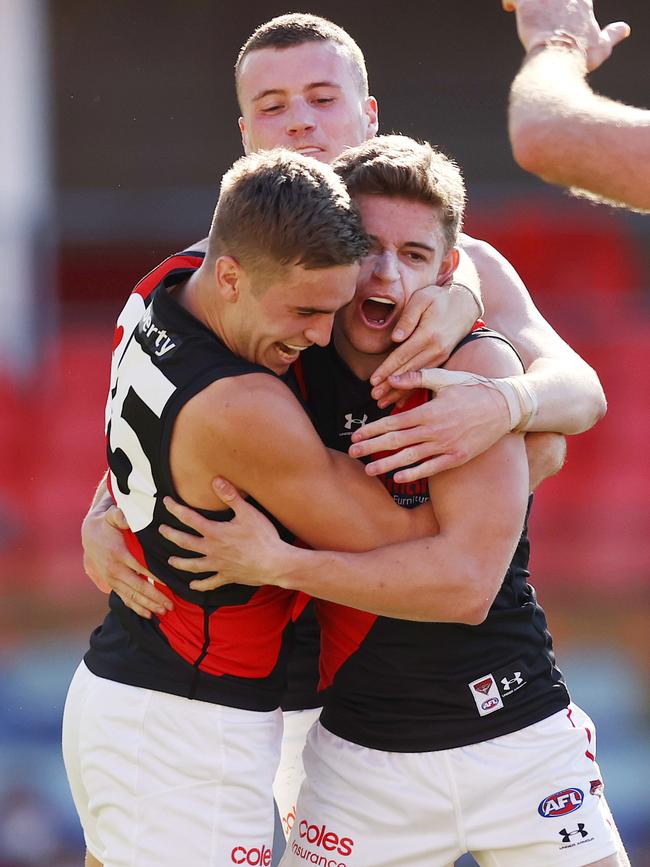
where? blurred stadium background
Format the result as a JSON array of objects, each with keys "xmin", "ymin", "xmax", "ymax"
[{"xmin": 0, "ymin": 1, "xmax": 648, "ymax": 864}]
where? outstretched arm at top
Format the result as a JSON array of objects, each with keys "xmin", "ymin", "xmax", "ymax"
[{"xmin": 503, "ymin": 0, "xmax": 647, "ymax": 211}]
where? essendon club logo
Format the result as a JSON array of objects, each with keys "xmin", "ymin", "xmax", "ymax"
[
  {"xmin": 473, "ymin": 677, "xmax": 494, "ymax": 695},
  {"xmin": 538, "ymin": 788, "xmax": 584, "ymax": 818}
]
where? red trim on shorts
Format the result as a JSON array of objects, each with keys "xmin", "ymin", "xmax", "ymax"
[{"xmin": 566, "ymin": 707, "xmax": 596, "ymax": 762}]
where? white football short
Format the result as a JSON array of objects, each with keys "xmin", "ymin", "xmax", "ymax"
[
  {"xmin": 280, "ymin": 704, "xmax": 620, "ymax": 867},
  {"xmin": 273, "ymin": 707, "xmax": 321, "ymax": 840},
  {"xmin": 62, "ymin": 661, "xmax": 282, "ymax": 867}
]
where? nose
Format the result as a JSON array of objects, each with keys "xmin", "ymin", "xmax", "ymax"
[
  {"xmin": 373, "ymin": 250, "xmax": 400, "ymax": 284},
  {"xmin": 286, "ymin": 98, "xmax": 316, "ymax": 137},
  {"xmin": 304, "ymin": 314, "xmax": 335, "ymax": 347}
]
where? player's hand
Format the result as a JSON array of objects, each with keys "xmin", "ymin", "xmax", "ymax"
[
  {"xmin": 502, "ymin": 0, "xmax": 630, "ymax": 72},
  {"xmin": 349, "ymin": 367, "xmax": 511, "ymax": 482},
  {"xmin": 81, "ymin": 504, "xmax": 170, "ymax": 619},
  {"xmin": 369, "ymin": 279, "xmax": 479, "ymax": 409},
  {"xmin": 160, "ymin": 480, "xmax": 291, "ymax": 591}
]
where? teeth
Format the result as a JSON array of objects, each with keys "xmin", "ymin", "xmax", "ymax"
[
  {"xmin": 367, "ymin": 297, "xmax": 395, "ymax": 305},
  {"xmin": 283, "ymin": 344, "xmax": 307, "ymax": 351}
]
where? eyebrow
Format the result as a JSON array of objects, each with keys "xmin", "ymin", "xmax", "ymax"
[
  {"xmin": 252, "ymin": 81, "xmax": 342, "ymax": 103},
  {"xmin": 405, "ymin": 241, "xmax": 436, "ymax": 253},
  {"xmin": 368, "ymin": 235, "xmax": 436, "ymax": 254}
]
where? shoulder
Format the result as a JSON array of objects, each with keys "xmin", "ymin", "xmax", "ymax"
[
  {"xmin": 459, "ymin": 233, "xmax": 514, "ymax": 276},
  {"xmin": 459, "ymin": 233, "xmax": 498, "ymax": 260},
  {"xmin": 183, "ymin": 371, "xmax": 301, "ymax": 434},
  {"xmin": 444, "ymin": 330, "xmax": 523, "ymax": 378}
]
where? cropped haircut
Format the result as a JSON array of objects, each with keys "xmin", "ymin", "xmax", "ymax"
[
  {"xmin": 235, "ymin": 13, "xmax": 369, "ymax": 102},
  {"xmin": 332, "ymin": 135, "xmax": 466, "ymax": 251},
  {"xmin": 206, "ymin": 148, "xmax": 369, "ymax": 287}
]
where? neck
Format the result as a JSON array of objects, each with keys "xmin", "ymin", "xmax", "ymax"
[
  {"xmin": 175, "ymin": 266, "xmax": 238, "ymax": 356},
  {"xmin": 333, "ymin": 324, "xmax": 389, "ymax": 382}
]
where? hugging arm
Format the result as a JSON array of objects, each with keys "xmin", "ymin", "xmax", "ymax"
[
  {"xmin": 163, "ymin": 338, "xmax": 529, "ymax": 624},
  {"xmin": 348, "ymin": 236, "xmax": 605, "ymax": 480}
]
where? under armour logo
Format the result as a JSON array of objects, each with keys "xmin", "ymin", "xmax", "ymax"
[
  {"xmin": 344, "ymin": 413, "xmax": 368, "ymax": 430},
  {"xmin": 500, "ymin": 672, "xmax": 524, "ymax": 691},
  {"xmin": 560, "ymin": 824, "xmax": 588, "ymax": 843}
]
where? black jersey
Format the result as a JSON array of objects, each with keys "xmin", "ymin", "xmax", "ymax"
[
  {"xmin": 296, "ymin": 335, "xmax": 570, "ymax": 752},
  {"xmin": 85, "ymin": 263, "xmax": 298, "ymax": 711}
]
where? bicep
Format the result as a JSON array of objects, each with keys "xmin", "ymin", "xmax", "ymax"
[
  {"xmin": 432, "ymin": 337, "xmax": 529, "ymax": 577},
  {"xmin": 427, "ymin": 432, "xmax": 528, "ymax": 573},
  {"xmin": 185, "ymin": 376, "xmax": 434, "ymax": 553}
]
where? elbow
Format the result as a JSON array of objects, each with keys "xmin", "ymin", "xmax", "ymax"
[
  {"xmin": 578, "ymin": 368, "xmax": 608, "ymax": 432},
  {"xmin": 593, "ymin": 382, "xmax": 608, "ymax": 425},
  {"xmin": 461, "ymin": 599, "xmax": 492, "ymax": 627},
  {"xmin": 510, "ymin": 118, "xmax": 551, "ymax": 180},
  {"xmin": 509, "ymin": 112, "xmax": 566, "ymax": 186},
  {"xmin": 452, "ymin": 564, "xmax": 499, "ymax": 626}
]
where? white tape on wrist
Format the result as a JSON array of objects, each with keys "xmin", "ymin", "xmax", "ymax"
[
  {"xmin": 420, "ymin": 369, "xmax": 538, "ymax": 432},
  {"xmin": 492, "ymin": 376, "xmax": 538, "ymax": 432}
]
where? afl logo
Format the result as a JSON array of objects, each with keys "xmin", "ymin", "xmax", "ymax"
[
  {"xmin": 482, "ymin": 698, "xmax": 500, "ymax": 711},
  {"xmin": 538, "ymin": 788, "xmax": 584, "ymax": 818}
]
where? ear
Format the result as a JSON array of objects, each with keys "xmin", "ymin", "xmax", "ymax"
[
  {"xmin": 364, "ymin": 96, "xmax": 379, "ymax": 140},
  {"xmin": 437, "ymin": 247, "xmax": 460, "ymax": 286},
  {"xmin": 215, "ymin": 256, "xmax": 243, "ymax": 301},
  {"xmin": 238, "ymin": 116, "xmax": 251, "ymax": 154}
]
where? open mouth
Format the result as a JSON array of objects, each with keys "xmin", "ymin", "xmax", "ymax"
[
  {"xmin": 360, "ymin": 296, "xmax": 398, "ymax": 329},
  {"xmin": 275, "ymin": 342, "xmax": 308, "ymax": 364}
]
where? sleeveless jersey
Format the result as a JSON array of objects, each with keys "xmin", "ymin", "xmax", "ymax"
[
  {"xmin": 295, "ymin": 333, "xmax": 570, "ymax": 751},
  {"xmin": 85, "ymin": 258, "xmax": 298, "ymax": 711}
]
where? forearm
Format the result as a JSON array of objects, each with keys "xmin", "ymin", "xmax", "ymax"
[
  {"xmin": 463, "ymin": 236, "xmax": 606, "ymax": 434},
  {"xmin": 512, "ymin": 354, "xmax": 605, "ymax": 434},
  {"xmin": 509, "ymin": 48, "xmax": 650, "ymax": 211},
  {"xmin": 275, "ymin": 534, "xmax": 505, "ymax": 624},
  {"xmin": 277, "ymin": 430, "xmax": 528, "ymax": 623}
]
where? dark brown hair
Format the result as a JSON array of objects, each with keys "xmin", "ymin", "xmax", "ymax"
[
  {"xmin": 235, "ymin": 13, "xmax": 369, "ymax": 102},
  {"xmin": 333, "ymin": 135, "xmax": 466, "ymax": 250},
  {"xmin": 206, "ymin": 148, "xmax": 369, "ymax": 283}
]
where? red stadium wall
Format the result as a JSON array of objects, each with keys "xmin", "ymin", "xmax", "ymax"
[{"xmin": 1, "ymin": 201, "xmax": 648, "ymax": 609}]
